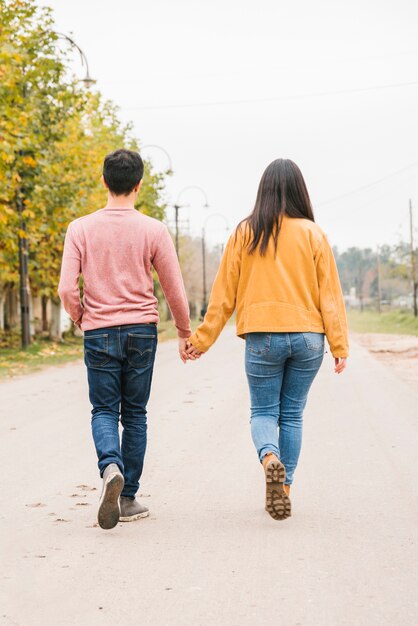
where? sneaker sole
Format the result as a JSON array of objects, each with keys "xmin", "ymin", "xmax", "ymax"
[
  {"xmin": 265, "ymin": 459, "xmax": 292, "ymax": 521},
  {"xmin": 98, "ymin": 473, "xmax": 124, "ymax": 530},
  {"xmin": 119, "ymin": 511, "xmax": 150, "ymax": 522}
]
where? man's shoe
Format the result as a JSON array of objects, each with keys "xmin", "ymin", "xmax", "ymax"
[
  {"xmin": 98, "ymin": 463, "xmax": 124, "ymax": 530},
  {"xmin": 262, "ymin": 452, "xmax": 291, "ymax": 521},
  {"xmin": 119, "ymin": 496, "xmax": 149, "ymax": 522},
  {"xmin": 283, "ymin": 484, "xmax": 291, "ymax": 497}
]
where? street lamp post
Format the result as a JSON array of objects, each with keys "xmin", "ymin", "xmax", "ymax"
[
  {"xmin": 54, "ymin": 32, "xmax": 96, "ymax": 87},
  {"xmin": 141, "ymin": 144, "xmax": 173, "ymax": 174},
  {"xmin": 17, "ymin": 191, "xmax": 30, "ymax": 348},
  {"xmin": 201, "ymin": 228, "xmax": 207, "ymax": 316},
  {"xmin": 174, "ymin": 186, "xmax": 209, "ymax": 259},
  {"xmin": 18, "ymin": 32, "xmax": 95, "ymax": 348},
  {"xmin": 201, "ymin": 213, "xmax": 230, "ymax": 316}
]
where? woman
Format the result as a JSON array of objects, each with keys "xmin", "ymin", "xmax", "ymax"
[{"xmin": 186, "ymin": 158, "xmax": 349, "ymax": 521}]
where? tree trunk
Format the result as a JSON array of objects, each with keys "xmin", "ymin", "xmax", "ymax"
[
  {"xmin": 42, "ymin": 295, "xmax": 49, "ymax": 331},
  {"xmin": 0, "ymin": 289, "xmax": 4, "ymax": 331},
  {"xmin": 5, "ymin": 286, "xmax": 19, "ymax": 330},
  {"xmin": 49, "ymin": 299, "xmax": 62, "ymax": 341},
  {"xmin": 31, "ymin": 295, "xmax": 43, "ymax": 334}
]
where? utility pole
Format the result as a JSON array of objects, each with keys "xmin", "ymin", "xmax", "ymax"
[
  {"xmin": 174, "ymin": 204, "xmax": 180, "ymax": 258},
  {"xmin": 409, "ymin": 199, "xmax": 417, "ymax": 317},
  {"xmin": 376, "ymin": 245, "xmax": 382, "ymax": 314},
  {"xmin": 201, "ymin": 227, "xmax": 207, "ymax": 318}
]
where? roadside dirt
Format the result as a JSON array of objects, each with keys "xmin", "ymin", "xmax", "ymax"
[{"xmin": 352, "ymin": 332, "xmax": 418, "ymax": 394}]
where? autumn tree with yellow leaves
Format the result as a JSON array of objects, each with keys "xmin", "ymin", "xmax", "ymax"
[{"xmin": 0, "ymin": 0, "xmax": 167, "ymax": 340}]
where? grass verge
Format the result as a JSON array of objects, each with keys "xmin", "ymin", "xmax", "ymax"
[
  {"xmin": 0, "ymin": 319, "xmax": 201, "ymax": 380},
  {"xmin": 347, "ymin": 309, "xmax": 418, "ymax": 336}
]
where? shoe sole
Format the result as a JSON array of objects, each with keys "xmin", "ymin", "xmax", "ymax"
[
  {"xmin": 98, "ymin": 473, "xmax": 124, "ymax": 530},
  {"xmin": 265, "ymin": 459, "xmax": 292, "ymax": 521},
  {"xmin": 119, "ymin": 511, "xmax": 150, "ymax": 522}
]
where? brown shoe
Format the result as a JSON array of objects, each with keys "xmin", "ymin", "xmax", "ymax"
[
  {"xmin": 262, "ymin": 453, "xmax": 291, "ymax": 521},
  {"xmin": 283, "ymin": 484, "xmax": 291, "ymax": 497}
]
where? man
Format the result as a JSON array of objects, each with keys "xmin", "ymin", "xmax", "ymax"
[{"xmin": 58, "ymin": 149, "xmax": 191, "ymax": 530}]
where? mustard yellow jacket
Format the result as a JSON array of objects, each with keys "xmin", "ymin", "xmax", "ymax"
[{"xmin": 189, "ymin": 215, "xmax": 349, "ymax": 358}]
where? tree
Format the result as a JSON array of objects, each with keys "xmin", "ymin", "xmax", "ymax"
[
  {"xmin": 0, "ymin": 0, "xmax": 167, "ymax": 339},
  {"xmin": 335, "ymin": 247, "xmax": 376, "ymax": 310}
]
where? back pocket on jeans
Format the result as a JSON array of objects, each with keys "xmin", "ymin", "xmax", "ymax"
[
  {"xmin": 246, "ymin": 333, "xmax": 271, "ymax": 356},
  {"xmin": 84, "ymin": 334, "xmax": 110, "ymax": 367},
  {"xmin": 302, "ymin": 332, "xmax": 325, "ymax": 352},
  {"xmin": 127, "ymin": 333, "xmax": 156, "ymax": 368}
]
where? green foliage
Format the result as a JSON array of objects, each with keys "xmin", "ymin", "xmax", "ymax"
[
  {"xmin": 347, "ymin": 309, "xmax": 418, "ymax": 336},
  {"xmin": 334, "ymin": 244, "xmax": 416, "ymax": 305},
  {"xmin": 334, "ymin": 247, "xmax": 376, "ymax": 296}
]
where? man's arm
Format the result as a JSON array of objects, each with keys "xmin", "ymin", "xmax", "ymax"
[
  {"xmin": 58, "ymin": 223, "xmax": 84, "ymax": 326},
  {"xmin": 152, "ymin": 224, "xmax": 191, "ymax": 338}
]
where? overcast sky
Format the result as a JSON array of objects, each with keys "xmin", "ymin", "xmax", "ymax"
[{"xmin": 37, "ymin": 0, "xmax": 418, "ymax": 250}]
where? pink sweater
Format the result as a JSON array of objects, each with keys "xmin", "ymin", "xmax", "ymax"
[{"xmin": 58, "ymin": 207, "xmax": 191, "ymax": 337}]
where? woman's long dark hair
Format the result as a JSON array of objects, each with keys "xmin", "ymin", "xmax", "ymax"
[{"xmin": 239, "ymin": 159, "xmax": 315, "ymax": 255}]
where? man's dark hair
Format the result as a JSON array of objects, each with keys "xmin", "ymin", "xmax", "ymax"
[{"xmin": 103, "ymin": 149, "xmax": 144, "ymax": 196}]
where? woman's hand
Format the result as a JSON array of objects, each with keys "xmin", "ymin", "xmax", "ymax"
[
  {"xmin": 334, "ymin": 357, "xmax": 347, "ymax": 374},
  {"xmin": 186, "ymin": 342, "xmax": 203, "ymax": 360}
]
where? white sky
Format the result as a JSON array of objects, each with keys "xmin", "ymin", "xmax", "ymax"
[{"xmin": 36, "ymin": 0, "xmax": 418, "ymax": 250}]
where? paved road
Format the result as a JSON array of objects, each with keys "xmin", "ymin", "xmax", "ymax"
[{"xmin": 1, "ymin": 327, "xmax": 417, "ymax": 626}]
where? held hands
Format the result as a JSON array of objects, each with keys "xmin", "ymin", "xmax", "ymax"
[
  {"xmin": 178, "ymin": 338, "xmax": 203, "ymax": 363},
  {"xmin": 179, "ymin": 341, "xmax": 347, "ymax": 370}
]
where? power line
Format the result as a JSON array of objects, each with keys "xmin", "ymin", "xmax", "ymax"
[
  {"xmin": 100, "ymin": 49, "xmax": 418, "ymax": 85},
  {"xmin": 317, "ymin": 160, "xmax": 418, "ymax": 207},
  {"xmin": 123, "ymin": 79, "xmax": 418, "ymax": 111}
]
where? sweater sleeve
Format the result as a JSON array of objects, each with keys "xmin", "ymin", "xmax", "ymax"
[
  {"xmin": 58, "ymin": 223, "xmax": 84, "ymax": 325},
  {"xmin": 315, "ymin": 234, "xmax": 349, "ymax": 358},
  {"xmin": 189, "ymin": 229, "xmax": 242, "ymax": 352},
  {"xmin": 152, "ymin": 224, "xmax": 191, "ymax": 338}
]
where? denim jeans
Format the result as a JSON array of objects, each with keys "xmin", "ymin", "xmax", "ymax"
[
  {"xmin": 84, "ymin": 323, "xmax": 158, "ymax": 498},
  {"xmin": 245, "ymin": 332, "xmax": 324, "ymax": 485}
]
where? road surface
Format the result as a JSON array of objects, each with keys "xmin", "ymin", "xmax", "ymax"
[{"xmin": 1, "ymin": 327, "xmax": 417, "ymax": 626}]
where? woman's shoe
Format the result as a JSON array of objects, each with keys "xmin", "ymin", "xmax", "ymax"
[{"xmin": 262, "ymin": 453, "xmax": 291, "ymax": 521}]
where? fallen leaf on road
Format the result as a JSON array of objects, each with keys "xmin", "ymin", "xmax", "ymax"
[{"xmin": 26, "ymin": 502, "xmax": 46, "ymax": 508}]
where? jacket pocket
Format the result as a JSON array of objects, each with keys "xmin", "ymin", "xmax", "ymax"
[
  {"xmin": 302, "ymin": 332, "xmax": 325, "ymax": 352},
  {"xmin": 127, "ymin": 333, "xmax": 156, "ymax": 368},
  {"xmin": 84, "ymin": 334, "xmax": 110, "ymax": 367},
  {"xmin": 246, "ymin": 332, "xmax": 271, "ymax": 356}
]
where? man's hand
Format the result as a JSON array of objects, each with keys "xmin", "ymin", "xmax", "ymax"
[
  {"xmin": 178, "ymin": 338, "xmax": 189, "ymax": 363},
  {"xmin": 334, "ymin": 357, "xmax": 347, "ymax": 374}
]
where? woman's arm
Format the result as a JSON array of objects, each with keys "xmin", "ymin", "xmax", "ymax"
[
  {"xmin": 188, "ymin": 229, "xmax": 243, "ymax": 353},
  {"xmin": 315, "ymin": 234, "xmax": 349, "ymax": 359}
]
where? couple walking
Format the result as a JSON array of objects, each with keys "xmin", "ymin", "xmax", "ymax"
[{"xmin": 58, "ymin": 149, "xmax": 349, "ymax": 529}]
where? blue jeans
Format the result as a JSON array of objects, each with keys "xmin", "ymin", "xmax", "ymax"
[
  {"xmin": 245, "ymin": 332, "xmax": 324, "ymax": 485},
  {"xmin": 84, "ymin": 323, "xmax": 158, "ymax": 498}
]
